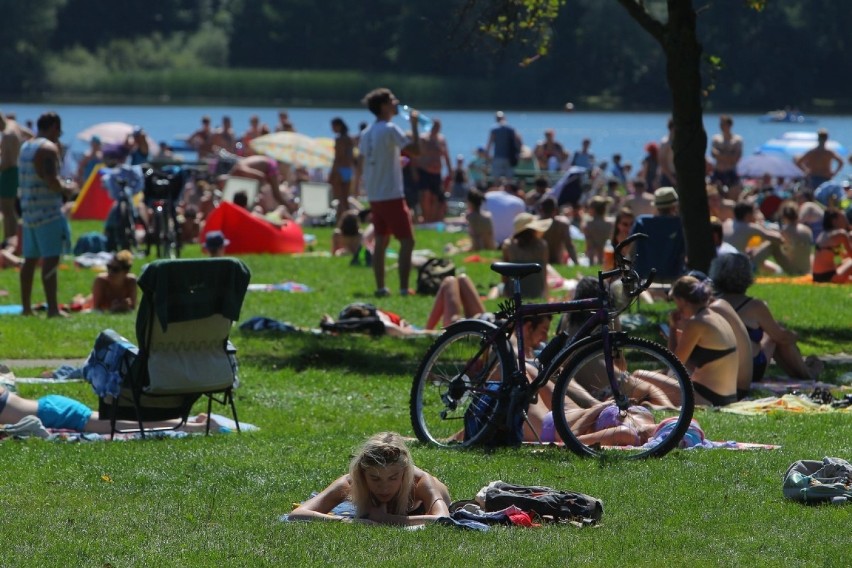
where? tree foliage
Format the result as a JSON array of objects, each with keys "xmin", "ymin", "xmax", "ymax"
[{"xmin": 5, "ymin": 0, "xmax": 852, "ymax": 114}]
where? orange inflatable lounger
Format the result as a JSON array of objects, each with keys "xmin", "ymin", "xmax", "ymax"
[{"xmin": 201, "ymin": 201, "xmax": 305, "ymax": 255}]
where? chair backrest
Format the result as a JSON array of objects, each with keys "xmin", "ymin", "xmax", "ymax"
[
  {"xmin": 299, "ymin": 182, "xmax": 333, "ymax": 217},
  {"xmin": 630, "ymin": 215, "xmax": 687, "ymax": 281},
  {"xmin": 222, "ymin": 176, "xmax": 260, "ymax": 205},
  {"xmin": 146, "ymin": 314, "xmax": 235, "ymax": 394},
  {"xmin": 135, "ymin": 258, "xmax": 251, "ymax": 395}
]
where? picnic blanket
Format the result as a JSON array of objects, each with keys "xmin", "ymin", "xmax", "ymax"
[{"xmin": 721, "ymin": 394, "xmax": 852, "ymax": 415}]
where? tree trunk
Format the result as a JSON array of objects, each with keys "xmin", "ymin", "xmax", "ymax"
[{"xmin": 663, "ymin": 0, "xmax": 715, "ymax": 273}]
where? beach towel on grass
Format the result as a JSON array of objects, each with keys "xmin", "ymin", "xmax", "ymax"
[
  {"xmin": 239, "ymin": 316, "xmax": 301, "ymax": 334},
  {"xmin": 721, "ymin": 394, "xmax": 852, "ymax": 415},
  {"xmin": 247, "ymin": 282, "xmax": 311, "ymax": 293},
  {"xmin": 0, "ymin": 414, "xmax": 258, "ymax": 443}
]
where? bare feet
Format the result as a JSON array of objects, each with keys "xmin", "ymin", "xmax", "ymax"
[
  {"xmin": 47, "ymin": 309, "xmax": 70, "ymax": 318},
  {"xmin": 182, "ymin": 413, "xmax": 222, "ymax": 434}
]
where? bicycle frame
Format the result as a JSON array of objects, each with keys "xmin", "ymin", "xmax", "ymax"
[{"xmin": 474, "ymin": 233, "xmax": 653, "ymax": 418}]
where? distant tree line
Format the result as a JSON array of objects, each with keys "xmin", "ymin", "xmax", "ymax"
[{"xmin": 4, "ymin": 0, "xmax": 851, "ymax": 111}]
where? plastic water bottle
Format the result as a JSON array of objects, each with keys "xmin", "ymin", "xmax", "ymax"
[
  {"xmin": 400, "ymin": 104, "xmax": 433, "ymax": 131},
  {"xmin": 602, "ymin": 240, "xmax": 615, "ymax": 271}
]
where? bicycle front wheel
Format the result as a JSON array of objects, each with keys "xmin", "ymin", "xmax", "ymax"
[
  {"xmin": 410, "ymin": 320, "xmax": 513, "ymax": 448},
  {"xmin": 551, "ymin": 336, "xmax": 694, "ymax": 459}
]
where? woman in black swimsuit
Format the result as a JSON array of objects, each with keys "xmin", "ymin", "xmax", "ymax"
[
  {"xmin": 289, "ymin": 432, "xmax": 451, "ymax": 525},
  {"xmin": 667, "ymin": 275, "xmax": 740, "ymax": 406},
  {"xmin": 711, "ymin": 252, "xmax": 823, "ymax": 381}
]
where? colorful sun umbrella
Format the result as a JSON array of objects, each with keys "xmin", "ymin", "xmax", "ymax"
[{"xmin": 249, "ymin": 132, "xmax": 334, "ymax": 169}]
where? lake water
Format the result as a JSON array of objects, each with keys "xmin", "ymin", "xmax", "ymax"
[{"xmin": 4, "ymin": 102, "xmax": 852, "ymax": 178}]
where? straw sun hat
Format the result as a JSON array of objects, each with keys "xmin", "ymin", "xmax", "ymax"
[
  {"xmin": 653, "ymin": 186, "xmax": 679, "ymax": 208},
  {"xmin": 512, "ymin": 212, "xmax": 552, "ymax": 237}
]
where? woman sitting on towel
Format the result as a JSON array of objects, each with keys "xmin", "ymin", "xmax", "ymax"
[
  {"xmin": 665, "ymin": 275, "xmax": 739, "ymax": 406},
  {"xmin": 0, "ymin": 384, "xmax": 218, "ymax": 434},
  {"xmin": 711, "ymin": 252, "xmax": 823, "ymax": 382},
  {"xmin": 811, "ymin": 209, "xmax": 852, "ymax": 284},
  {"xmin": 289, "ymin": 432, "xmax": 451, "ymax": 525}
]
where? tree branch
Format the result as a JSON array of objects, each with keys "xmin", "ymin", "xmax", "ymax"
[{"xmin": 616, "ymin": 0, "xmax": 666, "ymax": 43}]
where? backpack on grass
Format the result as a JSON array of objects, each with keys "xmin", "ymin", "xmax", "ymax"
[
  {"xmin": 416, "ymin": 258, "xmax": 455, "ymax": 296},
  {"xmin": 783, "ymin": 457, "xmax": 852, "ymax": 504},
  {"xmin": 476, "ymin": 481, "xmax": 604, "ymax": 524}
]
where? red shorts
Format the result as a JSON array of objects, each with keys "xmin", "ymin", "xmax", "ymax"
[{"xmin": 370, "ymin": 198, "xmax": 413, "ymax": 240}]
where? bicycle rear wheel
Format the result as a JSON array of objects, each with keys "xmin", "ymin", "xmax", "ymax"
[
  {"xmin": 550, "ymin": 336, "xmax": 694, "ymax": 459},
  {"xmin": 410, "ymin": 320, "xmax": 513, "ymax": 448}
]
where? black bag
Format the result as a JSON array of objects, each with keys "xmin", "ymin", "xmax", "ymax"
[
  {"xmin": 416, "ymin": 258, "xmax": 456, "ymax": 296},
  {"xmin": 319, "ymin": 303, "xmax": 385, "ymax": 336},
  {"xmin": 480, "ymin": 481, "xmax": 604, "ymax": 524}
]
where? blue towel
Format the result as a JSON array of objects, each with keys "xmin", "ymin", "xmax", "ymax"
[{"xmin": 239, "ymin": 316, "xmax": 299, "ymax": 333}]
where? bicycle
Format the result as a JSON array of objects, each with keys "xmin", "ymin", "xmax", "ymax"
[
  {"xmin": 143, "ymin": 167, "xmax": 184, "ymax": 259},
  {"xmin": 103, "ymin": 165, "xmax": 146, "ymax": 254},
  {"xmin": 410, "ymin": 233, "xmax": 695, "ymax": 459}
]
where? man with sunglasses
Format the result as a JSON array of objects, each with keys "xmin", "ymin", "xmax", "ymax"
[{"xmin": 18, "ymin": 111, "xmax": 77, "ymax": 317}]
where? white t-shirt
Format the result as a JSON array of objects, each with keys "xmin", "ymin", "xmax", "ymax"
[
  {"xmin": 359, "ymin": 120, "xmax": 410, "ymax": 203},
  {"xmin": 483, "ymin": 190, "xmax": 526, "ymax": 244}
]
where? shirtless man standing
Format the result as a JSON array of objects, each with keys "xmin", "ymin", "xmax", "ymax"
[
  {"xmin": 795, "ymin": 128, "xmax": 844, "ymax": 191},
  {"xmin": 0, "ymin": 112, "xmax": 34, "ymax": 244},
  {"xmin": 658, "ymin": 117, "xmax": 677, "ymax": 189},
  {"xmin": 188, "ymin": 115, "xmax": 214, "ymax": 160},
  {"xmin": 710, "ymin": 115, "xmax": 743, "ymax": 200}
]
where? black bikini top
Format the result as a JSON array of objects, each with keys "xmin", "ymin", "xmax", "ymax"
[{"xmin": 688, "ymin": 344, "xmax": 737, "ymax": 368}]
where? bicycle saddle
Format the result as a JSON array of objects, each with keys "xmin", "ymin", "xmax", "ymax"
[{"xmin": 490, "ymin": 262, "xmax": 542, "ymax": 278}]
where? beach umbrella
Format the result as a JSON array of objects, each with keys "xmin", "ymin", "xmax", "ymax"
[
  {"xmin": 737, "ymin": 152, "xmax": 804, "ymax": 179},
  {"xmin": 76, "ymin": 122, "xmax": 136, "ymax": 144},
  {"xmin": 757, "ymin": 131, "xmax": 848, "ymax": 158},
  {"xmin": 249, "ymin": 132, "xmax": 334, "ymax": 169},
  {"xmin": 76, "ymin": 121, "xmax": 158, "ymax": 156}
]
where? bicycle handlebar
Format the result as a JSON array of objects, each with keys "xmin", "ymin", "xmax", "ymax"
[
  {"xmin": 614, "ymin": 231, "xmax": 645, "ymax": 255},
  {"xmin": 602, "ymin": 232, "xmax": 655, "ymax": 299}
]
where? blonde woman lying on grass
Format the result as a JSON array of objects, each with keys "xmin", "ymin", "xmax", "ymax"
[{"xmin": 289, "ymin": 432, "xmax": 451, "ymax": 525}]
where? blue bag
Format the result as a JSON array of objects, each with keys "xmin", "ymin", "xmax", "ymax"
[{"xmin": 83, "ymin": 330, "xmax": 139, "ymax": 398}]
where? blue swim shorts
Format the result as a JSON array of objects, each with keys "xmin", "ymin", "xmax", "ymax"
[
  {"xmin": 22, "ymin": 216, "xmax": 71, "ymax": 259},
  {"xmin": 37, "ymin": 395, "xmax": 93, "ymax": 431}
]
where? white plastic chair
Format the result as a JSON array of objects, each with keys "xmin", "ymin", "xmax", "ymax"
[
  {"xmin": 222, "ymin": 176, "xmax": 260, "ymax": 205},
  {"xmin": 299, "ymin": 182, "xmax": 335, "ymax": 225}
]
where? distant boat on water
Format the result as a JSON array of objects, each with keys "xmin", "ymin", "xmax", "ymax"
[{"xmin": 759, "ymin": 109, "xmax": 816, "ymax": 124}]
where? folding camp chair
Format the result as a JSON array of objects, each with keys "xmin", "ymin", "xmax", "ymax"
[
  {"xmin": 99, "ymin": 257, "xmax": 251, "ymax": 437},
  {"xmin": 299, "ymin": 181, "xmax": 335, "ymax": 225}
]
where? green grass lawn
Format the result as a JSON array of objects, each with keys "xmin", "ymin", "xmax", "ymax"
[{"xmin": 1, "ymin": 221, "xmax": 851, "ymax": 566}]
